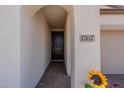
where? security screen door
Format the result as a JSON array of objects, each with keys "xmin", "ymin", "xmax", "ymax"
[{"xmin": 51, "ymin": 32, "xmax": 64, "ymax": 60}]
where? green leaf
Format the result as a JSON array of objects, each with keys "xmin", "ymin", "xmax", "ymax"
[{"xmin": 85, "ymin": 84, "xmax": 92, "ymax": 88}]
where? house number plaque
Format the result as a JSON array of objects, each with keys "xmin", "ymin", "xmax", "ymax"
[{"xmin": 80, "ymin": 34, "xmax": 95, "ymax": 42}]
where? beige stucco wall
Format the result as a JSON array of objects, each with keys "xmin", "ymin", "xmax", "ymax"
[
  {"xmin": 20, "ymin": 5, "xmax": 75, "ymax": 88},
  {"xmin": 0, "ymin": 6, "xmax": 20, "ymax": 87},
  {"xmin": 101, "ymin": 30, "xmax": 124, "ymax": 74},
  {"xmin": 20, "ymin": 5, "xmax": 101, "ymax": 88},
  {"xmin": 101, "ymin": 14, "xmax": 124, "ymax": 30},
  {"xmin": 73, "ymin": 6, "xmax": 101, "ymax": 87},
  {"xmin": 64, "ymin": 15, "xmax": 71, "ymax": 76},
  {"xmin": 101, "ymin": 14, "xmax": 124, "ymax": 26},
  {"xmin": 0, "ymin": 5, "xmax": 101, "ymax": 88},
  {"xmin": 20, "ymin": 6, "xmax": 51, "ymax": 88}
]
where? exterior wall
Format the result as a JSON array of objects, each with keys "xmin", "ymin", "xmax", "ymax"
[
  {"xmin": 20, "ymin": 5, "xmax": 74, "ymax": 88},
  {"xmin": 0, "ymin": 5, "xmax": 101, "ymax": 88},
  {"xmin": 0, "ymin": 6, "xmax": 20, "ymax": 87},
  {"xmin": 20, "ymin": 6, "xmax": 51, "ymax": 88},
  {"xmin": 101, "ymin": 14, "xmax": 124, "ymax": 26},
  {"xmin": 101, "ymin": 30, "xmax": 124, "ymax": 74},
  {"xmin": 101, "ymin": 14, "xmax": 124, "ymax": 30},
  {"xmin": 73, "ymin": 6, "xmax": 101, "ymax": 87},
  {"xmin": 20, "ymin": 5, "xmax": 101, "ymax": 88},
  {"xmin": 64, "ymin": 15, "xmax": 71, "ymax": 76}
]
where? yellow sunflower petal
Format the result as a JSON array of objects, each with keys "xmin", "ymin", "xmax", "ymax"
[{"xmin": 88, "ymin": 70, "xmax": 108, "ymax": 88}]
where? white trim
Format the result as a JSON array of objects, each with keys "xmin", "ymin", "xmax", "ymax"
[{"xmin": 51, "ymin": 28, "xmax": 64, "ymax": 31}]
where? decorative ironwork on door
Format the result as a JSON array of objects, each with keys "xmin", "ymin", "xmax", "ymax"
[{"xmin": 51, "ymin": 32, "xmax": 64, "ymax": 60}]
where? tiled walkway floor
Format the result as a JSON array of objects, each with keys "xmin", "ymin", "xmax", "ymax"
[
  {"xmin": 37, "ymin": 62, "xmax": 71, "ymax": 88},
  {"xmin": 106, "ymin": 74, "xmax": 124, "ymax": 88}
]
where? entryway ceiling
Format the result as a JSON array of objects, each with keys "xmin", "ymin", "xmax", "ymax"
[{"xmin": 41, "ymin": 5, "xmax": 67, "ymax": 29}]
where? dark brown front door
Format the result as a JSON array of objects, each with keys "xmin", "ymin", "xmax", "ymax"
[{"xmin": 51, "ymin": 32, "xmax": 64, "ymax": 60}]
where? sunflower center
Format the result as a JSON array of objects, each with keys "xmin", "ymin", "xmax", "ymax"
[{"xmin": 92, "ymin": 75, "xmax": 102, "ymax": 85}]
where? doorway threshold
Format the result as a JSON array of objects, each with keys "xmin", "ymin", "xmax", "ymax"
[{"xmin": 51, "ymin": 60, "xmax": 64, "ymax": 62}]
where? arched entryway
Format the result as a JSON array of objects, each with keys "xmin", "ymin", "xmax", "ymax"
[{"xmin": 20, "ymin": 5, "xmax": 75, "ymax": 88}]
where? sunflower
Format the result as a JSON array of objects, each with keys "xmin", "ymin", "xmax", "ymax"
[{"xmin": 88, "ymin": 70, "xmax": 108, "ymax": 88}]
